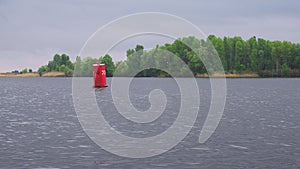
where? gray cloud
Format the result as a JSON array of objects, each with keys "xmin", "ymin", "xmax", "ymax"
[{"xmin": 0, "ymin": 0, "xmax": 299, "ymax": 72}]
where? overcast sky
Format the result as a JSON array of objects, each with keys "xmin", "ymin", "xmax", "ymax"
[{"xmin": 0, "ymin": 0, "xmax": 299, "ymax": 72}]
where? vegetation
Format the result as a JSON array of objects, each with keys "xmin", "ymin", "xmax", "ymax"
[
  {"xmin": 20, "ymin": 68, "xmax": 28, "ymax": 74},
  {"xmin": 101, "ymin": 54, "xmax": 115, "ymax": 77},
  {"xmin": 207, "ymin": 35, "xmax": 300, "ymax": 77},
  {"xmin": 73, "ymin": 54, "xmax": 114, "ymax": 77},
  {"xmin": 114, "ymin": 36, "xmax": 300, "ymax": 77},
  {"xmin": 73, "ymin": 56, "xmax": 100, "ymax": 77},
  {"xmin": 35, "ymin": 35, "xmax": 300, "ymax": 77},
  {"xmin": 38, "ymin": 54, "xmax": 74, "ymax": 76},
  {"xmin": 12, "ymin": 68, "xmax": 33, "ymax": 74}
]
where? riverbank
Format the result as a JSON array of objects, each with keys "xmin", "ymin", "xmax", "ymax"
[
  {"xmin": 41, "ymin": 72, "xmax": 66, "ymax": 77},
  {"xmin": 0, "ymin": 72, "xmax": 294, "ymax": 78},
  {"xmin": 0, "ymin": 72, "xmax": 66, "ymax": 77},
  {"xmin": 195, "ymin": 72, "xmax": 260, "ymax": 78},
  {"xmin": 0, "ymin": 72, "xmax": 39, "ymax": 77}
]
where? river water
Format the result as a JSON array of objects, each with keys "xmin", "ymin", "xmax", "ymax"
[{"xmin": 0, "ymin": 77, "xmax": 299, "ymax": 169}]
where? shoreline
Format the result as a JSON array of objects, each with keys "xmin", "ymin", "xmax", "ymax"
[
  {"xmin": 0, "ymin": 72, "xmax": 39, "ymax": 77},
  {"xmin": 0, "ymin": 72, "xmax": 299, "ymax": 78},
  {"xmin": 195, "ymin": 72, "xmax": 260, "ymax": 78},
  {"xmin": 0, "ymin": 72, "xmax": 65, "ymax": 77}
]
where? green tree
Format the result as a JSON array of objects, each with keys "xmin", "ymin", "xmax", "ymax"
[
  {"xmin": 79, "ymin": 57, "xmax": 100, "ymax": 76},
  {"xmin": 20, "ymin": 68, "xmax": 28, "ymax": 74},
  {"xmin": 235, "ymin": 39, "xmax": 244, "ymax": 71},
  {"xmin": 61, "ymin": 54, "xmax": 68, "ymax": 65},
  {"xmin": 35, "ymin": 35, "xmax": 300, "ymax": 77},
  {"xmin": 74, "ymin": 56, "xmax": 82, "ymax": 76},
  {"xmin": 38, "ymin": 66, "xmax": 47, "ymax": 76},
  {"xmin": 126, "ymin": 45, "xmax": 144, "ymax": 75},
  {"xmin": 65, "ymin": 67, "xmax": 73, "ymax": 77},
  {"xmin": 271, "ymin": 41, "xmax": 282, "ymax": 74},
  {"xmin": 39, "ymin": 53, "xmax": 74, "ymax": 76},
  {"xmin": 114, "ymin": 61, "xmax": 128, "ymax": 76},
  {"xmin": 101, "ymin": 54, "xmax": 115, "ymax": 77},
  {"xmin": 282, "ymin": 63, "xmax": 292, "ymax": 76},
  {"xmin": 223, "ymin": 37, "xmax": 232, "ymax": 71},
  {"xmin": 59, "ymin": 65, "xmax": 66, "ymax": 72},
  {"xmin": 208, "ymin": 35, "xmax": 226, "ymax": 70}
]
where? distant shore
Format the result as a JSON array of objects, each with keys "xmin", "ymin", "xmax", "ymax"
[
  {"xmin": 0, "ymin": 72, "xmax": 261, "ymax": 78},
  {"xmin": 0, "ymin": 72, "xmax": 66, "ymax": 77},
  {"xmin": 195, "ymin": 72, "xmax": 260, "ymax": 78},
  {"xmin": 0, "ymin": 72, "xmax": 39, "ymax": 77},
  {"xmin": 2, "ymin": 71, "xmax": 299, "ymax": 78}
]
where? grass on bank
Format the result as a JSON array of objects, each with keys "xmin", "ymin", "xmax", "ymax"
[{"xmin": 0, "ymin": 72, "xmax": 66, "ymax": 77}]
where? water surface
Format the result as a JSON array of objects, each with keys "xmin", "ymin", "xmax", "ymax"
[{"xmin": 0, "ymin": 78, "xmax": 299, "ymax": 169}]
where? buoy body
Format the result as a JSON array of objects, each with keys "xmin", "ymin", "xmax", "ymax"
[{"xmin": 92, "ymin": 63, "xmax": 107, "ymax": 88}]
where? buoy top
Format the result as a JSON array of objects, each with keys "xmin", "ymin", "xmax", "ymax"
[{"xmin": 93, "ymin": 63, "xmax": 105, "ymax": 66}]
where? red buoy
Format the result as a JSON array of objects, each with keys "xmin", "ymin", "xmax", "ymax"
[{"xmin": 92, "ymin": 63, "xmax": 107, "ymax": 88}]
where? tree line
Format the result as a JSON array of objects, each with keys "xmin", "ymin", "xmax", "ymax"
[
  {"xmin": 38, "ymin": 35, "xmax": 300, "ymax": 77},
  {"xmin": 38, "ymin": 54, "xmax": 74, "ymax": 76},
  {"xmin": 208, "ymin": 35, "xmax": 300, "ymax": 77},
  {"xmin": 38, "ymin": 53, "xmax": 115, "ymax": 77},
  {"xmin": 114, "ymin": 36, "xmax": 300, "ymax": 77},
  {"xmin": 73, "ymin": 54, "xmax": 115, "ymax": 77}
]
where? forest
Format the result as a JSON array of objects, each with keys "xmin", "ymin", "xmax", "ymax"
[
  {"xmin": 207, "ymin": 35, "xmax": 300, "ymax": 77},
  {"xmin": 38, "ymin": 35, "xmax": 300, "ymax": 77},
  {"xmin": 38, "ymin": 54, "xmax": 115, "ymax": 77}
]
